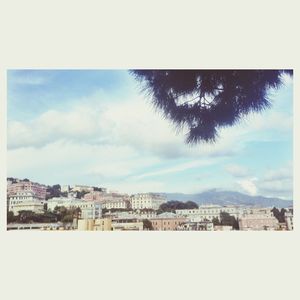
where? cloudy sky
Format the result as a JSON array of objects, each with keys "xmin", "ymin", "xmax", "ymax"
[{"xmin": 7, "ymin": 70, "xmax": 293, "ymax": 199}]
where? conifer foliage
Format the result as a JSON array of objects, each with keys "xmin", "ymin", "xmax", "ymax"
[{"xmin": 131, "ymin": 70, "xmax": 292, "ymax": 144}]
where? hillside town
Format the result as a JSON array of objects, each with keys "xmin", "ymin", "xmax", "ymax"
[{"xmin": 7, "ymin": 178, "xmax": 294, "ymax": 231}]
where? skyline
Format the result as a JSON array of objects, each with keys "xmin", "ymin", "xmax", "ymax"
[{"xmin": 7, "ymin": 70, "xmax": 293, "ymax": 199}]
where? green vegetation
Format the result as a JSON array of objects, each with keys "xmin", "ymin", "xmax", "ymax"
[
  {"xmin": 132, "ymin": 70, "xmax": 292, "ymax": 144},
  {"xmin": 212, "ymin": 212, "xmax": 239, "ymax": 230},
  {"xmin": 7, "ymin": 206, "xmax": 81, "ymax": 224},
  {"xmin": 158, "ymin": 200, "xmax": 198, "ymax": 213},
  {"xmin": 271, "ymin": 207, "xmax": 286, "ymax": 223},
  {"xmin": 143, "ymin": 219, "xmax": 153, "ymax": 231}
]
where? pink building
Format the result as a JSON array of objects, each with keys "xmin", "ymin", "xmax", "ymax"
[
  {"xmin": 84, "ymin": 191, "xmax": 130, "ymax": 203},
  {"xmin": 84, "ymin": 191, "xmax": 105, "ymax": 201},
  {"xmin": 7, "ymin": 180, "xmax": 47, "ymax": 200},
  {"xmin": 239, "ymin": 215, "xmax": 279, "ymax": 231},
  {"xmin": 150, "ymin": 217, "xmax": 187, "ymax": 231}
]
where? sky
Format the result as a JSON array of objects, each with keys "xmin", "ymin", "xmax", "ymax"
[{"xmin": 7, "ymin": 70, "xmax": 293, "ymax": 199}]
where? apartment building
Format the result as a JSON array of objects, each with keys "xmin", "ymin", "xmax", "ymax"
[
  {"xmin": 175, "ymin": 205, "xmax": 246, "ymax": 222},
  {"xmin": 285, "ymin": 209, "xmax": 293, "ymax": 230},
  {"xmin": 150, "ymin": 213, "xmax": 187, "ymax": 231},
  {"xmin": 7, "ymin": 180, "xmax": 47, "ymax": 200},
  {"xmin": 47, "ymin": 197, "xmax": 102, "ymax": 219},
  {"xmin": 102, "ymin": 198, "xmax": 130, "ymax": 210},
  {"xmin": 177, "ymin": 221, "xmax": 214, "ymax": 231},
  {"xmin": 111, "ymin": 218, "xmax": 144, "ymax": 231},
  {"xmin": 8, "ymin": 191, "xmax": 45, "ymax": 215},
  {"xmin": 72, "ymin": 185, "xmax": 94, "ymax": 192},
  {"xmin": 131, "ymin": 193, "xmax": 166, "ymax": 210},
  {"xmin": 238, "ymin": 214, "xmax": 279, "ymax": 231}
]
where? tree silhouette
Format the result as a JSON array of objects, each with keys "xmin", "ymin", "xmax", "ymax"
[{"xmin": 131, "ymin": 70, "xmax": 292, "ymax": 143}]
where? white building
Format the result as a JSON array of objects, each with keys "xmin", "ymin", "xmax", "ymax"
[
  {"xmin": 131, "ymin": 193, "xmax": 166, "ymax": 210},
  {"xmin": 47, "ymin": 197, "xmax": 102, "ymax": 220},
  {"xmin": 175, "ymin": 205, "xmax": 246, "ymax": 222},
  {"xmin": 284, "ymin": 209, "xmax": 293, "ymax": 231},
  {"xmin": 8, "ymin": 191, "xmax": 45, "ymax": 215},
  {"xmin": 46, "ymin": 197, "xmax": 76, "ymax": 211},
  {"xmin": 238, "ymin": 214, "xmax": 279, "ymax": 231},
  {"xmin": 61, "ymin": 185, "xmax": 70, "ymax": 193},
  {"xmin": 72, "ymin": 185, "xmax": 94, "ymax": 192},
  {"xmin": 102, "ymin": 198, "xmax": 130, "ymax": 210}
]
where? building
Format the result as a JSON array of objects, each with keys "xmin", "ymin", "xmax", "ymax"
[
  {"xmin": 9, "ymin": 201, "xmax": 44, "ymax": 216},
  {"xmin": 77, "ymin": 219, "xmax": 95, "ymax": 231},
  {"xmin": 8, "ymin": 191, "xmax": 45, "ymax": 215},
  {"xmin": 7, "ymin": 180, "xmax": 47, "ymax": 200},
  {"xmin": 131, "ymin": 193, "xmax": 166, "ymax": 210},
  {"xmin": 102, "ymin": 198, "xmax": 130, "ymax": 210},
  {"xmin": 47, "ymin": 197, "xmax": 102, "ymax": 220},
  {"xmin": 285, "ymin": 209, "xmax": 293, "ymax": 230},
  {"xmin": 150, "ymin": 213, "xmax": 187, "ymax": 231},
  {"xmin": 177, "ymin": 220, "xmax": 214, "ymax": 231},
  {"xmin": 72, "ymin": 185, "xmax": 94, "ymax": 192},
  {"xmin": 61, "ymin": 185, "xmax": 70, "ymax": 193},
  {"xmin": 238, "ymin": 214, "xmax": 278, "ymax": 231},
  {"xmin": 80, "ymin": 202, "xmax": 102, "ymax": 220},
  {"xmin": 214, "ymin": 225, "xmax": 233, "ymax": 231},
  {"xmin": 111, "ymin": 218, "xmax": 143, "ymax": 231},
  {"xmin": 47, "ymin": 197, "xmax": 76, "ymax": 211},
  {"xmin": 94, "ymin": 218, "xmax": 112, "ymax": 231},
  {"xmin": 175, "ymin": 205, "xmax": 246, "ymax": 222},
  {"xmin": 84, "ymin": 191, "xmax": 106, "ymax": 201}
]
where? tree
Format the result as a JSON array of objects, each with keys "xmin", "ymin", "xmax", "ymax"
[
  {"xmin": 158, "ymin": 200, "xmax": 198, "ymax": 213},
  {"xmin": 212, "ymin": 217, "xmax": 220, "ymax": 226},
  {"xmin": 53, "ymin": 206, "xmax": 68, "ymax": 221},
  {"xmin": 271, "ymin": 207, "xmax": 286, "ymax": 223},
  {"xmin": 131, "ymin": 70, "xmax": 292, "ymax": 143},
  {"xmin": 75, "ymin": 191, "xmax": 89, "ymax": 199},
  {"xmin": 143, "ymin": 219, "xmax": 153, "ymax": 230},
  {"xmin": 46, "ymin": 184, "xmax": 62, "ymax": 199},
  {"xmin": 7, "ymin": 211, "xmax": 16, "ymax": 224},
  {"xmin": 220, "ymin": 212, "xmax": 239, "ymax": 230},
  {"xmin": 18, "ymin": 210, "xmax": 36, "ymax": 223}
]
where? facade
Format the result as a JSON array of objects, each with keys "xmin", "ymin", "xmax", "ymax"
[
  {"xmin": 238, "ymin": 214, "xmax": 278, "ymax": 231},
  {"xmin": 131, "ymin": 193, "xmax": 166, "ymax": 210},
  {"xmin": 8, "ymin": 191, "xmax": 45, "ymax": 215},
  {"xmin": 150, "ymin": 213, "xmax": 187, "ymax": 231},
  {"xmin": 102, "ymin": 198, "xmax": 130, "ymax": 210},
  {"xmin": 285, "ymin": 209, "xmax": 293, "ymax": 230},
  {"xmin": 77, "ymin": 218, "xmax": 112, "ymax": 231},
  {"xmin": 94, "ymin": 218, "xmax": 112, "ymax": 231},
  {"xmin": 47, "ymin": 197, "xmax": 102, "ymax": 219},
  {"xmin": 80, "ymin": 202, "xmax": 102, "ymax": 219},
  {"xmin": 72, "ymin": 185, "xmax": 94, "ymax": 192},
  {"xmin": 9, "ymin": 201, "xmax": 44, "ymax": 216},
  {"xmin": 177, "ymin": 221, "xmax": 214, "ymax": 231},
  {"xmin": 214, "ymin": 225, "xmax": 233, "ymax": 231},
  {"xmin": 77, "ymin": 219, "xmax": 95, "ymax": 231},
  {"xmin": 175, "ymin": 205, "xmax": 247, "ymax": 222},
  {"xmin": 47, "ymin": 197, "xmax": 75, "ymax": 211},
  {"xmin": 7, "ymin": 180, "xmax": 47, "ymax": 200},
  {"xmin": 61, "ymin": 185, "xmax": 70, "ymax": 193},
  {"xmin": 111, "ymin": 218, "xmax": 143, "ymax": 231},
  {"xmin": 84, "ymin": 191, "xmax": 106, "ymax": 201}
]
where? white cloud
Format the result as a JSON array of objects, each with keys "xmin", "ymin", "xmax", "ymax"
[
  {"xmin": 225, "ymin": 164, "xmax": 250, "ymax": 177},
  {"xmin": 256, "ymin": 163, "xmax": 293, "ymax": 199},
  {"xmin": 7, "ymin": 92, "xmax": 241, "ymax": 160},
  {"xmin": 7, "ymin": 80, "xmax": 293, "ymax": 195},
  {"xmin": 237, "ymin": 178, "xmax": 258, "ymax": 196},
  {"xmin": 133, "ymin": 159, "xmax": 215, "ymax": 180}
]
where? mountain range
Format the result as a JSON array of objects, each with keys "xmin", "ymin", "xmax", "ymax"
[{"xmin": 161, "ymin": 189, "xmax": 292, "ymax": 208}]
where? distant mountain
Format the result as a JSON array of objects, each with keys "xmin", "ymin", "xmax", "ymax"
[{"xmin": 161, "ymin": 190, "xmax": 292, "ymax": 208}]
